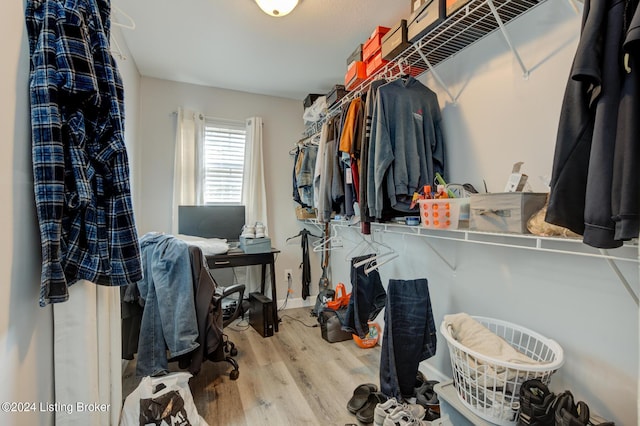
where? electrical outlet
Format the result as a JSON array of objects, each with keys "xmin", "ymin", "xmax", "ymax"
[{"xmin": 284, "ymin": 269, "xmax": 292, "ymax": 282}]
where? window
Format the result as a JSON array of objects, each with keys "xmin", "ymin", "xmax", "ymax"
[{"xmin": 203, "ymin": 118, "xmax": 246, "ymax": 204}]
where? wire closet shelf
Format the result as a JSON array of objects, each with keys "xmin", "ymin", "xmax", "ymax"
[{"xmin": 324, "ymin": 0, "xmax": 544, "ymax": 120}]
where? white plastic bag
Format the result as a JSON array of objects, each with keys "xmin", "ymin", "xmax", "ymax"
[{"xmin": 120, "ymin": 372, "xmax": 208, "ymax": 426}]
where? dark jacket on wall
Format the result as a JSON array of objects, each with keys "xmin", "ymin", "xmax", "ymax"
[{"xmin": 547, "ymin": 0, "xmax": 638, "ymax": 248}]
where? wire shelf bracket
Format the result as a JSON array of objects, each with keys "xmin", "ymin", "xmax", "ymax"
[
  {"xmin": 486, "ymin": 0, "xmax": 530, "ymax": 78},
  {"xmin": 375, "ymin": 223, "xmax": 639, "ymax": 306}
]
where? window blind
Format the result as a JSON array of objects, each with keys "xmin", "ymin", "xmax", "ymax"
[{"xmin": 203, "ymin": 118, "xmax": 247, "ymax": 204}]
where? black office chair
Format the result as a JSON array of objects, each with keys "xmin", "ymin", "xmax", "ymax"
[{"xmin": 187, "ymin": 246, "xmax": 245, "ymax": 380}]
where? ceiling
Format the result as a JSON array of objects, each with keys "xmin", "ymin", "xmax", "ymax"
[{"xmin": 111, "ymin": 0, "xmax": 409, "ymax": 101}]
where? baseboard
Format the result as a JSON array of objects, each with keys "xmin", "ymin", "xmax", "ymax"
[
  {"xmin": 418, "ymin": 360, "xmax": 449, "ymax": 383},
  {"xmin": 277, "ymin": 295, "xmax": 316, "ymax": 311}
]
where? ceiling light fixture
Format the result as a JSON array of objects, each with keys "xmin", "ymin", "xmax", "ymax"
[{"xmin": 254, "ymin": 0, "xmax": 299, "ymax": 17}]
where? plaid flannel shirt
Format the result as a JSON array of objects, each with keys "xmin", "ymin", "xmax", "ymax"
[{"xmin": 26, "ymin": 0, "xmax": 142, "ymax": 306}]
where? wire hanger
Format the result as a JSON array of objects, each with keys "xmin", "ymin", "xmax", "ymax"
[
  {"xmin": 346, "ymin": 231, "xmax": 377, "ymax": 260},
  {"xmin": 352, "ymin": 230, "xmax": 398, "ymax": 274},
  {"xmin": 112, "ymin": 5, "xmax": 136, "ymax": 30},
  {"xmin": 312, "ymin": 224, "xmax": 342, "ymax": 252}
]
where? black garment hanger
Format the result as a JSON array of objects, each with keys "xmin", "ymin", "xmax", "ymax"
[{"xmin": 286, "ymin": 228, "xmax": 321, "ymax": 242}]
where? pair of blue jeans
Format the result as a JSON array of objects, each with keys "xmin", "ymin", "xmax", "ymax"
[
  {"xmin": 380, "ymin": 278, "xmax": 437, "ymax": 400},
  {"xmin": 342, "ymin": 254, "xmax": 387, "ymax": 338},
  {"xmin": 136, "ymin": 233, "xmax": 199, "ymax": 377}
]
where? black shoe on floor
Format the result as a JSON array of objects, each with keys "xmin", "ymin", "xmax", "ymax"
[
  {"xmin": 356, "ymin": 392, "xmax": 387, "ymax": 424},
  {"xmin": 517, "ymin": 379, "xmax": 555, "ymax": 426},
  {"xmin": 554, "ymin": 390, "xmax": 590, "ymax": 426},
  {"xmin": 347, "ymin": 383, "xmax": 378, "ymax": 414}
]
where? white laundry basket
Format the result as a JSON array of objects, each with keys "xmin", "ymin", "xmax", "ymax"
[{"xmin": 440, "ymin": 316, "xmax": 564, "ymax": 426}]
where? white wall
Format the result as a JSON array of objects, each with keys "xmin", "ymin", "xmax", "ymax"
[
  {"xmin": 112, "ymin": 28, "xmax": 143, "ymax": 217},
  {"xmin": 136, "ymin": 78, "xmax": 323, "ymax": 298},
  {"xmin": 1, "ymin": 3, "xmax": 54, "ymax": 425},
  {"xmin": 329, "ymin": 2, "xmax": 638, "ymax": 425}
]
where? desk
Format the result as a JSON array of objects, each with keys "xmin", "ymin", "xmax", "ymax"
[{"xmin": 206, "ymin": 248, "xmax": 280, "ymax": 332}]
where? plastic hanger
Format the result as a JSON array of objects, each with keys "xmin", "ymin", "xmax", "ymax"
[
  {"xmin": 352, "ymin": 230, "xmax": 398, "ymax": 273},
  {"xmin": 112, "ymin": 6, "xmax": 136, "ymax": 30},
  {"xmin": 312, "ymin": 225, "xmax": 342, "ymax": 252},
  {"xmin": 364, "ymin": 252, "xmax": 399, "ymax": 275}
]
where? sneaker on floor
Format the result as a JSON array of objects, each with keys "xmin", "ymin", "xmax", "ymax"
[
  {"xmin": 255, "ymin": 221, "xmax": 266, "ymax": 238},
  {"xmin": 517, "ymin": 379, "xmax": 555, "ymax": 426},
  {"xmin": 383, "ymin": 408, "xmax": 427, "ymax": 426},
  {"xmin": 240, "ymin": 224, "xmax": 255, "ymax": 239},
  {"xmin": 554, "ymin": 391, "xmax": 590, "ymax": 426},
  {"xmin": 375, "ymin": 399, "xmax": 425, "ymax": 426},
  {"xmin": 374, "ymin": 398, "xmax": 401, "ymax": 426}
]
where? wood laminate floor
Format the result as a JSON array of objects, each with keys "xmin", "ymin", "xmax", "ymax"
[{"xmin": 123, "ymin": 307, "xmax": 381, "ymax": 426}]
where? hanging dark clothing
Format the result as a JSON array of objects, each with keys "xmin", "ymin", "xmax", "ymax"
[
  {"xmin": 380, "ymin": 278, "xmax": 437, "ymax": 401},
  {"xmin": 342, "ymin": 255, "xmax": 387, "ymax": 339},
  {"xmin": 301, "ymin": 231, "xmax": 311, "ymax": 300},
  {"xmin": 547, "ymin": 0, "xmax": 639, "ymax": 248},
  {"xmin": 612, "ymin": 0, "xmax": 640, "ymax": 240},
  {"xmin": 368, "ymin": 77, "xmax": 445, "ymax": 219}
]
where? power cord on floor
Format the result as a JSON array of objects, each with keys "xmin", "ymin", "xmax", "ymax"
[
  {"xmin": 280, "ymin": 314, "xmax": 319, "ymax": 328},
  {"xmin": 278, "ymin": 271, "xmax": 294, "ymax": 311},
  {"xmin": 228, "ymin": 316, "xmax": 251, "ymax": 332},
  {"xmin": 227, "ymin": 300, "xmax": 251, "ymax": 332}
]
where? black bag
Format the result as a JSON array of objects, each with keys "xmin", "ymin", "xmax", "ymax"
[{"xmin": 318, "ymin": 308, "xmax": 353, "ymax": 343}]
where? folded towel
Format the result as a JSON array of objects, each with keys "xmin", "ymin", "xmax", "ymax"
[{"xmin": 176, "ymin": 234, "xmax": 230, "ymax": 256}]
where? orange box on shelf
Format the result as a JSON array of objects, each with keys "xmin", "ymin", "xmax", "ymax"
[
  {"xmin": 362, "ymin": 26, "xmax": 391, "ymax": 61},
  {"xmin": 365, "ymin": 51, "xmax": 390, "ymax": 76},
  {"xmin": 345, "ymin": 61, "xmax": 367, "ymax": 90},
  {"xmin": 446, "ymin": 0, "xmax": 471, "ymax": 16},
  {"xmin": 406, "ymin": 65, "xmax": 427, "ymax": 77},
  {"xmin": 393, "ymin": 65, "xmax": 427, "ymax": 78}
]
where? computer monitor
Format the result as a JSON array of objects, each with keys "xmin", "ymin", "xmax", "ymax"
[{"xmin": 178, "ymin": 205, "xmax": 246, "ymax": 241}]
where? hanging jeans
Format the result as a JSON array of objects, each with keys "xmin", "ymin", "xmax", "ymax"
[
  {"xmin": 342, "ymin": 254, "xmax": 387, "ymax": 338},
  {"xmin": 380, "ymin": 278, "xmax": 437, "ymax": 400},
  {"xmin": 136, "ymin": 233, "xmax": 200, "ymax": 377}
]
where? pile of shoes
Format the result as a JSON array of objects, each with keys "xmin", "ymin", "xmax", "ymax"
[
  {"xmin": 240, "ymin": 221, "xmax": 267, "ymax": 238},
  {"xmin": 346, "ymin": 374, "xmax": 442, "ymax": 425},
  {"xmin": 517, "ymin": 379, "xmax": 614, "ymax": 426},
  {"xmin": 373, "ymin": 397, "xmax": 428, "ymax": 425}
]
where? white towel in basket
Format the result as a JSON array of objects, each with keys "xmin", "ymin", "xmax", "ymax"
[
  {"xmin": 444, "ymin": 313, "xmax": 543, "ymax": 365},
  {"xmin": 444, "ymin": 313, "xmax": 549, "ymax": 388}
]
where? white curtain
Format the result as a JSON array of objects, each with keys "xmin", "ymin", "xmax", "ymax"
[
  {"xmin": 172, "ymin": 107, "xmax": 205, "ymax": 234},
  {"xmin": 242, "ymin": 117, "xmax": 269, "ymax": 294},
  {"xmin": 53, "ymin": 281, "xmax": 122, "ymax": 426},
  {"xmin": 242, "ymin": 117, "xmax": 268, "ymax": 226}
]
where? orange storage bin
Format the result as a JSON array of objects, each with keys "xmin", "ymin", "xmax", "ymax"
[{"xmin": 418, "ymin": 198, "xmax": 469, "ymax": 230}]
